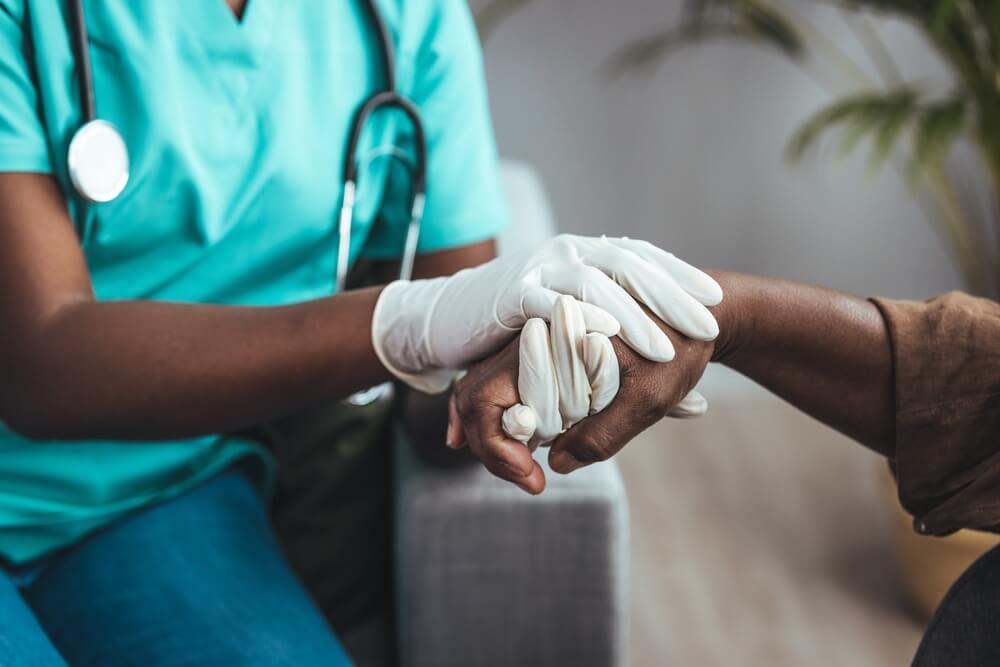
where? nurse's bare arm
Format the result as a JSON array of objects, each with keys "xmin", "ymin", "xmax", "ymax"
[
  {"xmin": 0, "ymin": 172, "xmax": 480, "ymax": 441},
  {"xmin": 453, "ymin": 271, "xmax": 895, "ymax": 492}
]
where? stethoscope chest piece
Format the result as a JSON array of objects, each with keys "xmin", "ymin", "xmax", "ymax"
[{"xmin": 67, "ymin": 119, "xmax": 130, "ymax": 203}]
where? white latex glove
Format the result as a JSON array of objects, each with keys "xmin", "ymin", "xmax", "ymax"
[
  {"xmin": 501, "ymin": 296, "xmax": 619, "ymax": 448},
  {"xmin": 502, "ymin": 296, "xmax": 709, "ymax": 448},
  {"xmin": 372, "ymin": 235, "xmax": 722, "ymax": 393}
]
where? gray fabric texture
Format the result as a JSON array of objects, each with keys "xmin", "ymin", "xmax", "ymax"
[
  {"xmin": 389, "ymin": 162, "xmax": 629, "ymax": 667},
  {"xmin": 393, "ymin": 432, "xmax": 629, "ymax": 667}
]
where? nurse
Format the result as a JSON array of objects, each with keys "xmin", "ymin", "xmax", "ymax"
[{"xmin": 0, "ymin": 1, "xmax": 721, "ymax": 664}]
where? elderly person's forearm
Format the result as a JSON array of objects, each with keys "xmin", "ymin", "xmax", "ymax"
[{"xmin": 710, "ymin": 271, "xmax": 895, "ymax": 456}]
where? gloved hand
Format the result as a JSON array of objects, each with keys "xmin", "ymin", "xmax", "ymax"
[
  {"xmin": 372, "ymin": 235, "xmax": 723, "ymax": 393},
  {"xmin": 501, "ymin": 297, "xmax": 708, "ymax": 449},
  {"xmin": 500, "ymin": 297, "xmax": 619, "ymax": 447}
]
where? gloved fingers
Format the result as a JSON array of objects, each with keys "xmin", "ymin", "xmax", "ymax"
[
  {"xmin": 517, "ymin": 318, "xmax": 563, "ymax": 444},
  {"xmin": 521, "ymin": 285, "xmax": 620, "ymax": 336},
  {"xmin": 585, "ymin": 244, "xmax": 719, "ymax": 342},
  {"xmin": 501, "ymin": 404, "xmax": 536, "ymax": 444},
  {"xmin": 666, "ymin": 389, "xmax": 708, "ymax": 418},
  {"xmin": 583, "ymin": 333, "xmax": 619, "ymax": 414},
  {"xmin": 499, "ymin": 298, "xmax": 622, "ymax": 452},
  {"xmin": 545, "ymin": 265, "xmax": 676, "ymax": 362},
  {"xmin": 605, "ymin": 237, "xmax": 724, "ymax": 306},
  {"xmin": 551, "ymin": 296, "xmax": 591, "ymax": 429}
]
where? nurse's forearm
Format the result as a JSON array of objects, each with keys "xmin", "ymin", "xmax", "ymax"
[{"xmin": 3, "ymin": 289, "xmax": 393, "ymax": 441}]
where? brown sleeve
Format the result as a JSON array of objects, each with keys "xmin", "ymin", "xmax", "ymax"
[{"xmin": 871, "ymin": 292, "xmax": 1000, "ymax": 536}]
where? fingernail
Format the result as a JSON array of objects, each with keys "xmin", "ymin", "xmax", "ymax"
[
  {"xmin": 650, "ymin": 334, "xmax": 675, "ymax": 363},
  {"xmin": 702, "ymin": 279, "xmax": 724, "ymax": 306},
  {"xmin": 515, "ymin": 481, "xmax": 538, "ymax": 496},
  {"xmin": 550, "ymin": 451, "xmax": 584, "ymax": 474},
  {"xmin": 445, "ymin": 415, "xmax": 458, "ymax": 449},
  {"xmin": 695, "ymin": 312, "xmax": 720, "ymax": 341},
  {"xmin": 706, "ymin": 318, "xmax": 720, "ymax": 340}
]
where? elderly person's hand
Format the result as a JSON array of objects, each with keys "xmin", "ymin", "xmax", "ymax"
[{"xmin": 447, "ymin": 302, "xmax": 716, "ymax": 493}]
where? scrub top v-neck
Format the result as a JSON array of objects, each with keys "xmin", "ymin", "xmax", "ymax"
[{"xmin": 0, "ymin": 0, "xmax": 507, "ymax": 564}]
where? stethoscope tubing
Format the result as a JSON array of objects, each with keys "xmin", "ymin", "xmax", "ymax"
[
  {"xmin": 338, "ymin": 0, "xmax": 428, "ymax": 289},
  {"xmin": 67, "ymin": 0, "xmax": 96, "ymax": 123},
  {"xmin": 64, "ymin": 0, "xmax": 428, "ymax": 407},
  {"xmin": 65, "ymin": 0, "xmax": 427, "ymax": 289}
]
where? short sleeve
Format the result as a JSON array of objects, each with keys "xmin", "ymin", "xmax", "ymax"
[
  {"xmin": 362, "ymin": 0, "xmax": 508, "ymax": 259},
  {"xmin": 0, "ymin": 1, "xmax": 51, "ymax": 173}
]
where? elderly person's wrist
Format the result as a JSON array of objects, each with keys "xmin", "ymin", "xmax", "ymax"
[{"xmin": 705, "ymin": 270, "xmax": 755, "ymax": 365}]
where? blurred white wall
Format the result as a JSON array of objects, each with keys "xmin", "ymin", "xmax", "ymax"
[{"xmin": 480, "ymin": 0, "xmax": 971, "ymax": 299}]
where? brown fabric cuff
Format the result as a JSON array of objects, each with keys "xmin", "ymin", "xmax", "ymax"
[{"xmin": 871, "ymin": 292, "xmax": 1000, "ymax": 536}]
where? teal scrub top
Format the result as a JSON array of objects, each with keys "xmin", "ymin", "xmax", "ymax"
[{"xmin": 0, "ymin": 0, "xmax": 508, "ymax": 564}]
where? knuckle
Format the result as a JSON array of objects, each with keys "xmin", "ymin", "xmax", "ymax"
[
  {"xmin": 466, "ymin": 382, "xmax": 493, "ymax": 410},
  {"xmin": 572, "ymin": 432, "xmax": 614, "ymax": 464},
  {"xmin": 454, "ymin": 387, "xmax": 476, "ymax": 419},
  {"xmin": 580, "ymin": 264, "xmax": 605, "ymax": 281},
  {"xmin": 454, "ymin": 371, "xmax": 472, "ymax": 393},
  {"xmin": 637, "ymin": 397, "xmax": 669, "ymax": 424},
  {"xmin": 484, "ymin": 458, "xmax": 514, "ymax": 482},
  {"xmin": 548, "ymin": 234, "xmax": 576, "ymax": 256},
  {"xmin": 632, "ymin": 376, "xmax": 673, "ymax": 417}
]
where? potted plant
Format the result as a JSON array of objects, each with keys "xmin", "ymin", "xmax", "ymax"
[{"xmin": 607, "ymin": 0, "xmax": 1000, "ymax": 618}]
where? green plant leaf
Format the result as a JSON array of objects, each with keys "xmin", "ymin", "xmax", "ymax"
[
  {"xmin": 910, "ymin": 96, "xmax": 967, "ymax": 174},
  {"xmin": 785, "ymin": 88, "xmax": 920, "ymax": 166},
  {"xmin": 739, "ymin": 3, "xmax": 805, "ymax": 56},
  {"xmin": 872, "ymin": 93, "xmax": 919, "ymax": 167},
  {"xmin": 606, "ymin": 2, "xmax": 803, "ymax": 77},
  {"xmin": 930, "ymin": 0, "xmax": 960, "ymax": 33}
]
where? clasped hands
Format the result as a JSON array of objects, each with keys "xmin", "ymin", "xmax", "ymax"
[
  {"xmin": 446, "ymin": 291, "xmax": 719, "ymax": 494},
  {"xmin": 372, "ymin": 234, "xmax": 722, "ymax": 494}
]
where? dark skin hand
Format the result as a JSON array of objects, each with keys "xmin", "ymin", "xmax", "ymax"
[
  {"xmin": 450, "ymin": 270, "xmax": 894, "ymax": 493},
  {"xmin": 449, "ymin": 308, "xmax": 713, "ymax": 494},
  {"xmin": 0, "ymin": 172, "xmax": 493, "ymax": 441}
]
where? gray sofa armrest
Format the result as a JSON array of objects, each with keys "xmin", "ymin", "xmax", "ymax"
[
  {"xmin": 392, "ymin": 161, "xmax": 629, "ymax": 667},
  {"xmin": 393, "ymin": 431, "xmax": 628, "ymax": 667}
]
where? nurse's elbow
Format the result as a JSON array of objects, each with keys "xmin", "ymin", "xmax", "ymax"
[
  {"xmin": 1, "ymin": 361, "xmax": 78, "ymax": 440},
  {"xmin": 2, "ymin": 392, "xmax": 59, "ymax": 441},
  {"xmin": 2, "ymin": 405, "xmax": 55, "ymax": 440}
]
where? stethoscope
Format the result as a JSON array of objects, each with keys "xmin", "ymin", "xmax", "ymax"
[{"xmin": 65, "ymin": 0, "xmax": 427, "ymax": 405}]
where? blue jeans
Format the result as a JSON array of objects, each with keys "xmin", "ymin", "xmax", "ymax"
[{"xmin": 0, "ymin": 469, "xmax": 353, "ymax": 666}]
